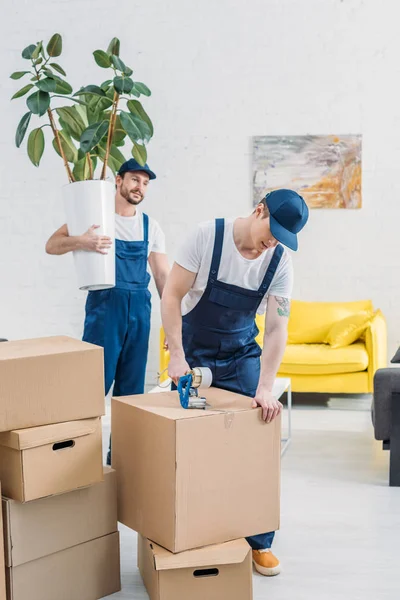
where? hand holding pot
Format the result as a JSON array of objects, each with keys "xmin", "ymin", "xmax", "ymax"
[{"xmin": 80, "ymin": 225, "xmax": 112, "ymax": 255}]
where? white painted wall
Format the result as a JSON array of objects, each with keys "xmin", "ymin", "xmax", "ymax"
[{"xmin": 1, "ymin": 0, "xmax": 399, "ymax": 387}]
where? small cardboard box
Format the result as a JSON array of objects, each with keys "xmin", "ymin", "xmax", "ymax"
[
  {"xmin": 138, "ymin": 535, "xmax": 253, "ymax": 600},
  {"xmin": 6, "ymin": 532, "xmax": 121, "ymax": 600},
  {"xmin": 0, "ymin": 336, "xmax": 105, "ymax": 432},
  {"xmin": 0, "ymin": 418, "xmax": 103, "ymax": 502},
  {"xmin": 2, "ymin": 467, "xmax": 116, "ymax": 567},
  {"xmin": 0, "ymin": 484, "xmax": 6, "ymax": 600},
  {"xmin": 113, "ymin": 388, "xmax": 281, "ymax": 552}
]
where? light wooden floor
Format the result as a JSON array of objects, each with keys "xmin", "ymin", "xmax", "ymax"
[{"xmin": 102, "ymin": 395, "xmax": 400, "ymax": 600}]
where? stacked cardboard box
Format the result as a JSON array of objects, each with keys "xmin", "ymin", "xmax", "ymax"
[
  {"xmin": 112, "ymin": 386, "xmax": 281, "ymax": 599},
  {"xmin": 0, "ymin": 336, "xmax": 121, "ymax": 600}
]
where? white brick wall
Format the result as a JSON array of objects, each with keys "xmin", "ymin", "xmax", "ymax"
[{"xmin": 1, "ymin": 0, "xmax": 399, "ymax": 386}]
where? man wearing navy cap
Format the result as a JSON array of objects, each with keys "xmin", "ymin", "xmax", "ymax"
[
  {"xmin": 46, "ymin": 159, "xmax": 169, "ymax": 464},
  {"xmin": 161, "ymin": 189, "xmax": 309, "ymax": 576}
]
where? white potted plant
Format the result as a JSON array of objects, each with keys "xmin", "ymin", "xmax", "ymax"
[{"xmin": 11, "ymin": 34, "xmax": 154, "ymax": 290}]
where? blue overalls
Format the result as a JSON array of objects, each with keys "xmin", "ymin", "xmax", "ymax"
[
  {"xmin": 182, "ymin": 218, "xmax": 284, "ymax": 550},
  {"xmin": 83, "ymin": 213, "xmax": 151, "ymax": 465}
]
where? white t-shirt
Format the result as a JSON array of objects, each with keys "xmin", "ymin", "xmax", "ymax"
[
  {"xmin": 175, "ymin": 219, "xmax": 293, "ymax": 316},
  {"xmin": 114, "ymin": 210, "xmax": 166, "ymax": 255}
]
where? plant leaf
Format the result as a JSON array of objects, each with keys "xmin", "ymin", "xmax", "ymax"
[
  {"xmin": 36, "ymin": 77, "xmax": 57, "ymax": 92},
  {"xmin": 26, "ymin": 90, "xmax": 50, "ymax": 116},
  {"xmin": 134, "ymin": 82, "xmax": 151, "ymax": 97},
  {"xmin": 10, "ymin": 71, "xmax": 30, "ymax": 80},
  {"xmin": 31, "ymin": 42, "xmax": 42, "ymax": 60},
  {"xmin": 27, "ymin": 128, "xmax": 44, "ymax": 166},
  {"xmin": 123, "ymin": 66, "xmax": 133, "ymax": 76},
  {"xmin": 111, "ymin": 114, "xmax": 127, "ymax": 144},
  {"xmin": 107, "ymin": 37, "xmax": 120, "ymax": 56},
  {"xmin": 47, "ymin": 34, "xmax": 62, "ymax": 57},
  {"xmin": 11, "ymin": 84, "xmax": 34, "ymax": 100},
  {"xmin": 119, "ymin": 111, "xmax": 142, "ymax": 142},
  {"xmin": 101, "ymin": 80, "xmax": 113, "ymax": 91},
  {"xmin": 111, "ymin": 55, "xmax": 126, "ymax": 72},
  {"xmin": 80, "ymin": 121, "xmax": 109, "ymax": 154},
  {"xmin": 56, "ymin": 106, "xmax": 86, "ymax": 141},
  {"xmin": 22, "ymin": 45, "xmax": 36, "ymax": 59},
  {"xmin": 127, "ymin": 100, "xmax": 154, "ymax": 136},
  {"xmin": 93, "ymin": 50, "xmax": 111, "ymax": 68},
  {"xmin": 15, "ymin": 112, "xmax": 32, "ymax": 147},
  {"xmin": 54, "ymin": 80, "xmax": 73, "ymax": 95},
  {"xmin": 50, "ymin": 63, "xmax": 66, "ymax": 76},
  {"xmin": 52, "ymin": 130, "xmax": 78, "ymax": 163},
  {"xmin": 73, "ymin": 157, "xmax": 92, "ymax": 181},
  {"xmin": 113, "ymin": 76, "xmax": 133, "ymax": 94},
  {"xmin": 33, "ymin": 58, "xmax": 43, "ymax": 66},
  {"xmin": 132, "ymin": 142, "xmax": 147, "ymax": 167},
  {"xmin": 43, "ymin": 68, "xmax": 55, "ymax": 78},
  {"xmin": 74, "ymin": 85, "xmax": 106, "ymax": 98}
]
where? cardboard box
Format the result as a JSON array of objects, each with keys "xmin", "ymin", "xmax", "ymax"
[
  {"xmin": 0, "ymin": 484, "xmax": 6, "ymax": 600},
  {"xmin": 113, "ymin": 388, "xmax": 281, "ymax": 552},
  {"xmin": 2, "ymin": 467, "xmax": 116, "ymax": 567},
  {"xmin": 0, "ymin": 418, "xmax": 103, "ymax": 502},
  {"xmin": 6, "ymin": 532, "xmax": 121, "ymax": 600},
  {"xmin": 138, "ymin": 535, "xmax": 253, "ymax": 600},
  {"xmin": 0, "ymin": 336, "xmax": 104, "ymax": 432}
]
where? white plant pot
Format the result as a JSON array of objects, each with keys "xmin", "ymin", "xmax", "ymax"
[{"xmin": 63, "ymin": 180, "xmax": 115, "ymax": 291}]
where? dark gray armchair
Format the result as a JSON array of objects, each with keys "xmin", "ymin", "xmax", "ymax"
[{"xmin": 372, "ymin": 368, "xmax": 400, "ymax": 486}]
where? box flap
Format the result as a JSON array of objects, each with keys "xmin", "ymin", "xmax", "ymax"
[
  {"xmin": 114, "ymin": 388, "xmax": 252, "ymax": 421},
  {"xmin": 0, "ymin": 336, "xmax": 99, "ymax": 362},
  {"xmin": 0, "ymin": 418, "xmax": 100, "ymax": 450},
  {"xmin": 149, "ymin": 538, "xmax": 250, "ymax": 571}
]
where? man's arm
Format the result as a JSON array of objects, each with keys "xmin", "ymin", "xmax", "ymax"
[
  {"xmin": 161, "ymin": 262, "xmax": 197, "ymax": 384},
  {"xmin": 253, "ymin": 295, "xmax": 290, "ymax": 422},
  {"xmin": 148, "ymin": 252, "xmax": 170, "ymax": 298},
  {"xmin": 45, "ymin": 224, "xmax": 112, "ymax": 256}
]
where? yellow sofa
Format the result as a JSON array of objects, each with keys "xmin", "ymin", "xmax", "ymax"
[{"xmin": 159, "ymin": 300, "xmax": 387, "ymax": 394}]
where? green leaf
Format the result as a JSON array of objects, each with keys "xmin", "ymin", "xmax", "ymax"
[
  {"xmin": 26, "ymin": 90, "xmax": 50, "ymax": 116},
  {"xmin": 109, "ymin": 144, "xmax": 126, "ymax": 167},
  {"xmin": 93, "ymin": 50, "xmax": 111, "ymax": 68},
  {"xmin": 132, "ymin": 142, "xmax": 147, "ymax": 167},
  {"xmin": 31, "ymin": 42, "xmax": 42, "ymax": 60},
  {"xmin": 22, "ymin": 45, "xmax": 36, "ymax": 59},
  {"xmin": 123, "ymin": 66, "xmax": 133, "ymax": 76},
  {"xmin": 36, "ymin": 77, "xmax": 57, "ymax": 92},
  {"xmin": 114, "ymin": 139, "xmax": 125, "ymax": 147},
  {"xmin": 27, "ymin": 128, "xmax": 44, "ymax": 166},
  {"xmin": 134, "ymin": 82, "xmax": 151, "ymax": 97},
  {"xmin": 33, "ymin": 58, "xmax": 43, "ymax": 66},
  {"xmin": 54, "ymin": 80, "xmax": 73, "ymax": 95},
  {"xmin": 127, "ymin": 100, "xmax": 154, "ymax": 136},
  {"xmin": 47, "ymin": 34, "xmax": 62, "ymax": 57},
  {"xmin": 52, "ymin": 130, "xmax": 78, "ymax": 163},
  {"xmin": 80, "ymin": 121, "xmax": 109, "ymax": 154},
  {"xmin": 74, "ymin": 85, "xmax": 106, "ymax": 98},
  {"xmin": 97, "ymin": 147, "xmax": 119, "ymax": 176},
  {"xmin": 15, "ymin": 112, "xmax": 32, "ymax": 147},
  {"xmin": 129, "ymin": 86, "xmax": 140, "ymax": 98},
  {"xmin": 72, "ymin": 157, "xmax": 92, "ymax": 181},
  {"xmin": 119, "ymin": 111, "xmax": 142, "ymax": 142},
  {"xmin": 107, "ymin": 37, "xmax": 120, "ymax": 56},
  {"xmin": 11, "ymin": 83, "xmax": 34, "ymax": 99},
  {"xmin": 113, "ymin": 76, "xmax": 133, "ymax": 94},
  {"xmin": 56, "ymin": 106, "xmax": 86, "ymax": 141},
  {"xmin": 10, "ymin": 71, "xmax": 30, "ymax": 80},
  {"xmin": 111, "ymin": 115, "xmax": 127, "ymax": 144},
  {"xmin": 111, "ymin": 55, "xmax": 126, "ymax": 72},
  {"xmin": 50, "ymin": 63, "xmax": 66, "ymax": 76},
  {"xmin": 43, "ymin": 68, "xmax": 55, "ymax": 78},
  {"xmin": 75, "ymin": 104, "xmax": 89, "ymax": 128},
  {"xmin": 101, "ymin": 80, "xmax": 113, "ymax": 91},
  {"xmin": 86, "ymin": 95, "xmax": 113, "ymax": 124}
]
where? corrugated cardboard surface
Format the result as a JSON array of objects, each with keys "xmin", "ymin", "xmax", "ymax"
[
  {"xmin": 138, "ymin": 536, "xmax": 252, "ymax": 600},
  {"xmin": 0, "ymin": 418, "xmax": 104, "ymax": 502},
  {"xmin": 114, "ymin": 388, "xmax": 281, "ymax": 552},
  {"xmin": 0, "ymin": 484, "xmax": 6, "ymax": 600},
  {"xmin": 6, "ymin": 532, "xmax": 121, "ymax": 600},
  {"xmin": 2, "ymin": 467, "xmax": 117, "ymax": 567},
  {"xmin": 0, "ymin": 336, "xmax": 105, "ymax": 432}
]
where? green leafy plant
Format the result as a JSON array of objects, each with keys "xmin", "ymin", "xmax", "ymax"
[{"xmin": 11, "ymin": 35, "xmax": 154, "ymax": 182}]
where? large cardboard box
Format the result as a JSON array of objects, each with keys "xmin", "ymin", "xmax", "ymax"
[
  {"xmin": 113, "ymin": 388, "xmax": 281, "ymax": 552},
  {"xmin": 2, "ymin": 467, "xmax": 117, "ymax": 567},
  {"xmin": 0, "ymin": 484, "xmax": 6, "ymax": 600},
  {"xmin": 0, "ymin": 336, "xmax": 104, "ymax": 432},
  {"xmin": 138, "ymin": 535, "xmax": 252, "ymax": 600},
  {"xmin": 0, "ymin": 418, "xmax": 103, "ymax": 502},
  {"xmin": 6, "ymin": 532, "xmax": 121, "ymax": 600}
]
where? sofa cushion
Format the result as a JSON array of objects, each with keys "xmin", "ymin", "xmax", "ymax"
[
  {"xmin": 281, "ymin": 342, "xmax": 369, "ymax": 375},
  {"xmin": 287, "ymin": 300, "xmax": 374, "ymax": 344},
  {"xmin": 325, "ymin": 310, "xmax": 374, "ymax": 348}
]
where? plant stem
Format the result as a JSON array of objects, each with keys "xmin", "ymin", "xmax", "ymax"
[
  {"xmin": 47, "ymin": 108, "xmax": 75, "ymax": 183},
  {"xmin": 100, "ymin": 90, "xmax": 119, "ymax": 179}
]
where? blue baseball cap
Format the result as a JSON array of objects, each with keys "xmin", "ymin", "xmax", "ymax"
[
  {"xmin": 117, "ymin": 158, "xmax": 156, "ymax": 180},
  {"xmin": 264, "ymin": 189, "xmax": 309, "ymax": 251}
]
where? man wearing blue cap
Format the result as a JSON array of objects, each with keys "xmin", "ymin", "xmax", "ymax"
[
  {"xmin": 46, "ymin": 159, "xmax": 169, "ymax": 464},
  {"xmin": 161, "ymin": 189, "xmax": 309, "ymax": 576}
]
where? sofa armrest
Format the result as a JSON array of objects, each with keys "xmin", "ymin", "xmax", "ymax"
[
  {"xmin": 365, "ymin": 310, "xmax": 387, "ymax": 392},
  {"xmin": 373, "ymin": 368, "xmax": 400, "ymax": 440}
]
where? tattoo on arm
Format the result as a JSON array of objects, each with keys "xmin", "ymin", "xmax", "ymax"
[{"xmin": 275, "ymin": 296, "xmax": 290, "ymax": 318}]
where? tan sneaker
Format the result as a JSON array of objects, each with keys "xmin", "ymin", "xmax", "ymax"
[{"xmin": 252, "ymin": 549, "xmax": 281, "ymax": 576}]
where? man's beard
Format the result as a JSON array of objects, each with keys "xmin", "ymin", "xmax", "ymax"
[{"xmin": 120, "ymin": 184, "xmax": 144, "ymax": 206}]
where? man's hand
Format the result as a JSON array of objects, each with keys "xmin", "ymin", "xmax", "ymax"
[
  {"xmin": 252, "ymin": 387, "xmax": 283, "ymax": 423},
  {"xmin": 168, "ymin": 351, "xmax": 191, "ymax": 386},
  {"xmin": 80, "ymin": 225, "xmax": 112, "ymax": 254}
]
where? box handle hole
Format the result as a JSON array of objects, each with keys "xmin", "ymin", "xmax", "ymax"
[
  {"xmin": 53, "ymin": 440, "xmax": 75, "ymax": 451},
  {"xmin": 193, "ymin": 568, "xmax": 219, "ymax": 578}
]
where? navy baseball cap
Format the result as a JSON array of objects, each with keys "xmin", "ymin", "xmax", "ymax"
[
  {"xmin": 117, "ymin": 158, "xmax": 156, "ymax": 180},
  {"xmin": 264, "ymin": 189, "xmax": 309, "ymax": 251}
]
